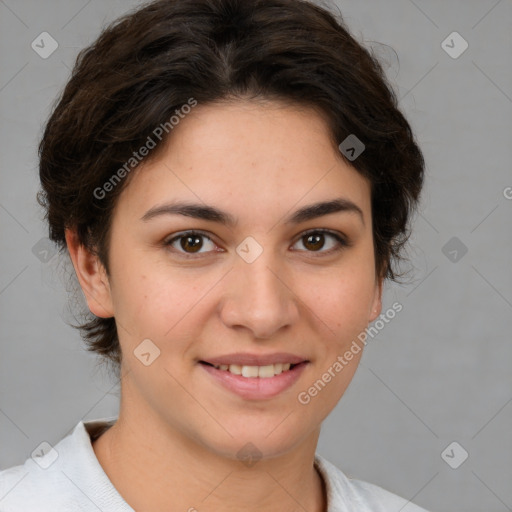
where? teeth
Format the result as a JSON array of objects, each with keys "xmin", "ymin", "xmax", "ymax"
[
  {"xmin": 212, "ymin": 362, "xmax": 297, "ymax": 377},
  {"xmin": 242, "ymin": 365, "xmax": 259, "ymax": 378},
  {"xmin": 258, "ymin": 365, "xmax": 274, "ymax": 378},
  {"xmin": 228, "ymin": 364, "xmax": 242, "ymax": 375}
]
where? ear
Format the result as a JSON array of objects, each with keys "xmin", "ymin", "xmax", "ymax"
[
  {"xmin": 65, "ymin": 228, "xmax": 114, "ymax": 318},
  {"xmin": 368, "ymin": 275, "xmax": 383, "ymax": 323}
]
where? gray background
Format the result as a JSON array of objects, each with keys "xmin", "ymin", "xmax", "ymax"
[{"xmin": 1, "ymin": 1, "xmax": 511, "ymax": 511}]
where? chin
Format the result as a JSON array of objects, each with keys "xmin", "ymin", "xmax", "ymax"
[{"xmin": 201, "ymin": 423, "xmax": 311, "ymax": 463}]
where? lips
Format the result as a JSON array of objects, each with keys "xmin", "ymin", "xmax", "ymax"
[{"xmin": 199, "ymin": 360, "xmax": 309, "ymax": 400}]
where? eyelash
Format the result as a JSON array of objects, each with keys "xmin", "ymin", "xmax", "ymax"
[{"xmin": 164, "ymin": 229, "xmax": 350, "ymax": 259}]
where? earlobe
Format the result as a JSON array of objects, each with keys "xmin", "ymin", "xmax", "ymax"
[{"xmin": 64, "ymin": 228, "xmax": 114, "ymax": 318}]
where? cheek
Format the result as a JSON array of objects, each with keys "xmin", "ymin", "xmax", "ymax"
[
  {"xmin": 300, "ymin": 264, "xmax": 376, "ymax": 331},
  {"xmin": 108, "ymin": 257, "xmax": 170, "ymax": 343},
  {"xmin": 112, "ymin": 264, "xmax": 217, "ymax": 358}
]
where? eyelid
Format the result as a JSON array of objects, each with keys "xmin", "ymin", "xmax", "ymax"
[
  {"xmin": 291, "ymin": 228, "xmax": 350, "ymax": 254},
  {"xmin": 164, "ymin": 228, "xmax": 350, "ymax": 257},
  {"xmin": 164, "ymin": 229, "xmax": 220, "ymax": 255}
]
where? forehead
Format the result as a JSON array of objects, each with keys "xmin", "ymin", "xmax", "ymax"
[{"xmin": 114, "ymin": 100, "xmax": 371, "ymax": 222}]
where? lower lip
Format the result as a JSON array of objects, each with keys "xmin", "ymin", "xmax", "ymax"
[{"xmin": 199, "ymin": 362, "xmax": 308, "ymax": 400}]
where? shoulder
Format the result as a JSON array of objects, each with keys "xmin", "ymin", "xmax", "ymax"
[
  {"xmin": 0, "ymin": 417, "xmax": 129, "ymax": 512},
  {"xmin": 0, "ymin": 444, "xmax": 76, "ymax": 511},
  {"xmin": 315, "ymin": 454, "xmax": 430, "ymax": 512}
]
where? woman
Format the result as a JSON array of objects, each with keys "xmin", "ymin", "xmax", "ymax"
[{"xmin": 0, "ymin": 0, "xmax": 428, "ymax": 510}]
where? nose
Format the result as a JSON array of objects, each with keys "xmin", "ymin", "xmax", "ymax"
[{"xmin": 219, "ymin": 247, "xmax": 300, "ymax": 339}]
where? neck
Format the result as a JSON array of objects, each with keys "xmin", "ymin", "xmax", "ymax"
[{"xmin": 92, "ymin": 400, "xmax": 326, "ymax": 512}]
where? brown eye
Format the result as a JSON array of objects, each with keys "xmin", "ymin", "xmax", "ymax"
[
  {"xmin": 292, "ymin": 229, "xmax": 348, "ymax": 255},
  {"xmin": 303, "ymin": 233, "xmax": 326, "ymax": 251},
  {"xmin": 180, "ymin": 234, "xmax": 203, "ymax": 253},
  {"xmin": 165, "ymin": 231, "xmax": 217, "ymax": 256}
]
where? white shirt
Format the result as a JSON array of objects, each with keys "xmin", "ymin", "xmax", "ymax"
[{"xmin": 0, "ymin": 417, "xmax": 429, "ymax": 511}]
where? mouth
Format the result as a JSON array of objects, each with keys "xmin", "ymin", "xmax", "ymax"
[
  {"xmin": 199, "ymin": 361, "xmax": 303, "ymax": 378},
  {"xmin": 198, "ymin": 359, "xmax": 309, "ymax": 400}
]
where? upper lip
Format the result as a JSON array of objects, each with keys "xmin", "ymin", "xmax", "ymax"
[{"xmin": 200, "ymin": 352, "xmax": 308, "ymax": 366}]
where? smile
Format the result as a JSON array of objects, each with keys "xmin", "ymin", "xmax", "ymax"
[
  {"xmin": 199, "ymin": 360, "xmax": 309, "ymax": 400},
  {"xmin": 201, "ymin": 361, "xmax": 297, "ymax": 378}
]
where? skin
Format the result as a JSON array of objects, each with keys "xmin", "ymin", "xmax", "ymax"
[{"xmin": 66, "ymin": 99, "xmax": 383, "ymax": 512}]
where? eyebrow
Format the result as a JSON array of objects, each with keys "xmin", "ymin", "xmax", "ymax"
[{"xmin": 140, "ymin": 197, "xmax": 364, "ymax": 226}]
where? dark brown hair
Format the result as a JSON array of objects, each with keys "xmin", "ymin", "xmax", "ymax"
[{"xmin": 37, "ymin": 0, "xmax": 424, "ymax": 372}]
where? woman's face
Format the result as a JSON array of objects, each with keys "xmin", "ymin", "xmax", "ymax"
[{"xmin": 85, "ymin": 100, "xmax": 382, "ymax": 459}]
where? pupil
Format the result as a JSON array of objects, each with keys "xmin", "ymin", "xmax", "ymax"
[
  {"xmin": 305, "ymin": 233, "xmax": 324, "ymax": 251},
  {"xmin": 182, "ymin": 235, "xmax": 202, "ymax": 253}
]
